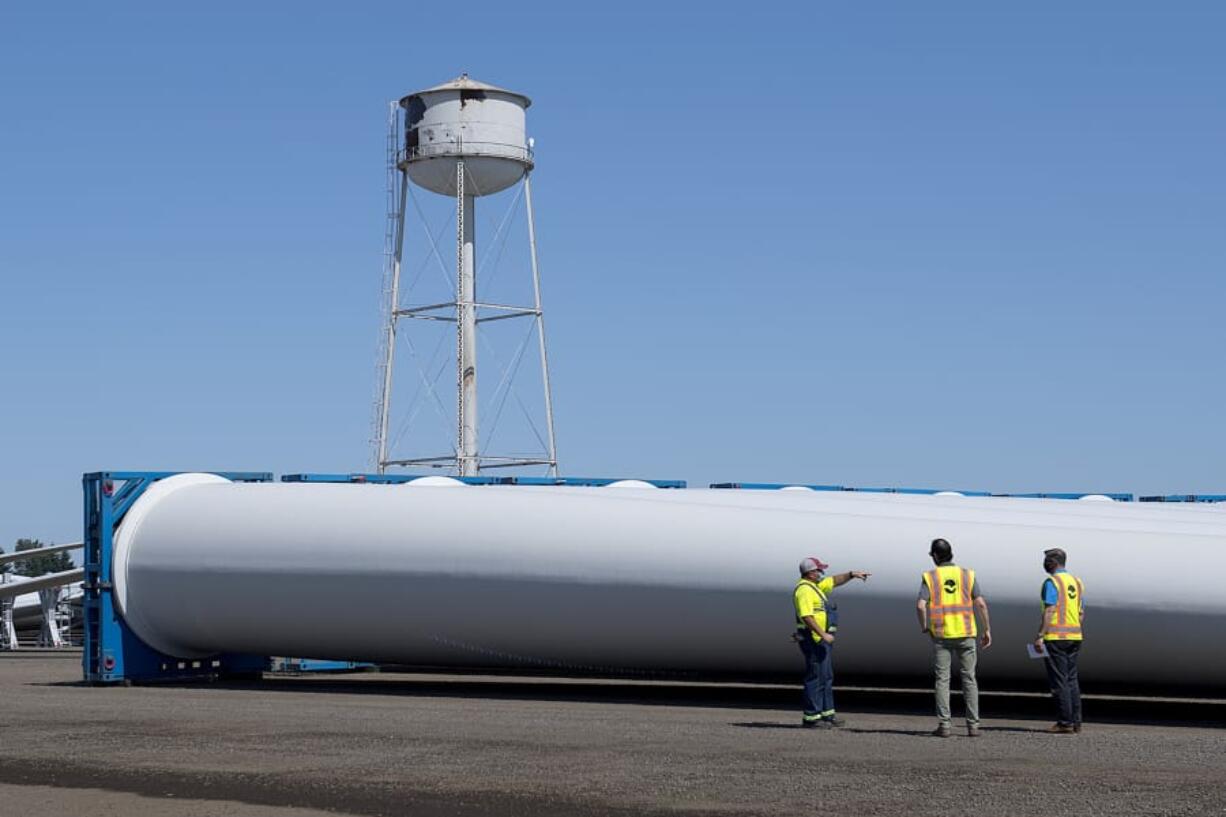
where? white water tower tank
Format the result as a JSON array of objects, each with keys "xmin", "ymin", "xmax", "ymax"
[{"xmin": 398, "ymin": 73, "xmax": 532, "ymax": 196}]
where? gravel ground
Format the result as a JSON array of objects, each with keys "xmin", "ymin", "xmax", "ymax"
[{"xmin": 1, "ymin": 651, "xmax": 1224, "ymax": 817}]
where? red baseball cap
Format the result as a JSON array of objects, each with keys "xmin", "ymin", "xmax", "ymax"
[{"xmin": 799, "ymin": 557, "xmax": 829, "ymax": 575}]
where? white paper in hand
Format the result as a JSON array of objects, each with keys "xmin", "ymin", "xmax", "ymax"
[{"xmin": 1027, "ymin": 642, "xmax": 1048, "ymax": 659}]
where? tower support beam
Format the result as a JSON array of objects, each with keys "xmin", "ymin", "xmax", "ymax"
[
  {"xmin": 524, "ymin": 173, "xmax": 558, "ymax": 477},
  {"xmin": 377, "ymin": 169, "xmax": 408, "ymax": 474},
  {"xmin": 456, "ymin": 162, "xmax": 479, "ymax": 475}
]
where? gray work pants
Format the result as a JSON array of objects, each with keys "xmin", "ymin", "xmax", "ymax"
[{"xmin": 933, "ymin": 637, "xmax": 980, "ymax": 727}]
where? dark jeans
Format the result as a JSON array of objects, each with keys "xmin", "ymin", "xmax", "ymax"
[
  {"xmin": 798, "ymin": 637, "xmax": 834, "ymax": 718},
  {"xmin": 1044, "ymin": 640, "xmax": 1083, "ymax": 726}
]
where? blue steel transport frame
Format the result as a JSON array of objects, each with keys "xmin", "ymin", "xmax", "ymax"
[
  {"xmin": 82, "ymin": 471, "xmax": 273, "ymax": 684},
  {"xmin": 82, "ymin": 470, "xmax": 686, "ymax": 684},
  {"xmin": 710, "ymin": 483, "xmax": 1133, "ymax": 501},
  {"xmin": 280, "ymin": 473, "xmax": 686, "ymax": 488},
  {"xmin": 1139, "ymin": 494, "xmax": 1226, "ymax": 503}
]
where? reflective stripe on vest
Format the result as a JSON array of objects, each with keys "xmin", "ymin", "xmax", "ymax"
[
  {"xmin": 1043, "ymin": 572, "xmax": 1084, "ymax": 642},
  {"xmin": 925, "ymin": 565, "xmax": 977, "ymax": 639}
]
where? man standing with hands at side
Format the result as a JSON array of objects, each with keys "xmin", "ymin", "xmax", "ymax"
[
  {"xmin": 794, "ymin": 557, "xmax": 871, "ymax": 729},
  {"xmin": 917, "ymin": 538, "xmax": 992, "ymax": 738},
  {"xmin": 1035, "ymin": 548, "xmax": 1084, "ymax": 734}
]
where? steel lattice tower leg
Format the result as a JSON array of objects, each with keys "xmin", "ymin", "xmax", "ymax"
[
  {"xmin": 524, "ymin": 172, "xmax": 558, "ymax": 476},
  {"xmin": 376, "ymin": 170, "xmax": 408, "ymax": 474},
  {"xmin": 373, "ymin": 100, "xmax": 407, "ymax": 475}
]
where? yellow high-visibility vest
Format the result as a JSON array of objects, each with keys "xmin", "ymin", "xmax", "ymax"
[
  {"xmin": 1042, "ymin": 572, "xmax": 1084, "ymax": 642},
  {"xmin": 794, "ymin": 577, "xmax": 835, "ymax": 640},
  {"xmin": 923, "ymin": 565, "xmax": 977, "ymax": 639}
]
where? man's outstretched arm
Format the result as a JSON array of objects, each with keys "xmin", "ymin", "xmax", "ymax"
[{"xmin": 830, "ymin": 570, "xmax": 872, "ymax": 588}]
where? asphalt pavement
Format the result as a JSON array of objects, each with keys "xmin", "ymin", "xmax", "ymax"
[{"xmin": 1, "ymin": 651, "xmax": 1223, "ymax": 816}]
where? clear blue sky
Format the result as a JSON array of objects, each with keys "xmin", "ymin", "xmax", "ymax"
[{"xmin": 2, "ymin": 1, "xmax": 1224, "ymax": 548}]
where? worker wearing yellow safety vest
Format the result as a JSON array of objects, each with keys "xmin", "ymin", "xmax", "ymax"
[
  {"xmin": 793, "ymin": 556, "xmax": 871, "ymax": 729},
  {"xmin": 1033, "ymin": 548, "xmax": 1084, "ymax": 734},
  {"xmin": 915, "ymin": 538, "xmax": 992, "ymax": 738}
]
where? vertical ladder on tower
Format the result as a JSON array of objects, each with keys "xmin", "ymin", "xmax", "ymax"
[{"xmin": 371, "ymin": 102, "xmax": 403, "ymax": 470}]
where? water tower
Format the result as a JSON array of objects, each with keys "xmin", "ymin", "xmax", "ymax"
[{"xmin": 371, "ymin": 75, "xmax": 557, "ymax": 476}]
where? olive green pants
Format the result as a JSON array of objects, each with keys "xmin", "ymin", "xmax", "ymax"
[{"xmin": 933, "ymin": 637, "xmax": 980, "ymax": 727}]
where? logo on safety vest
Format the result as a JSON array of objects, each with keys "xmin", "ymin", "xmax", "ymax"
[
  {"xmin": 943, "ymin": 578, "xmax": 957, "ymax": 594},
  {"xmin": 1067, "ymin": 585, "xmax": 1078, "ymax": 599}
]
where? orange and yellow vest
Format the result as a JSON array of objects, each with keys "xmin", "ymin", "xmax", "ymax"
[
  {"xmin": 1042, "ymin": 571, "xmax": 1084, "ymax": 642},
  {"xmin": 923, "ymin": 565, "xmax": 977, "ymax": 639}
]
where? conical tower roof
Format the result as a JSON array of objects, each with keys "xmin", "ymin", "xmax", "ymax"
[{"xmin": 399, "ymin": 73, "xmax": 531, "ymax": 107}]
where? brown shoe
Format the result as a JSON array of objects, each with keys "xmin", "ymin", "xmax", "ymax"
[
  {"xmin": 1046, "ymin": 723, "xmax": 1075, "ymax": 734},
  {"xmin": 1073, "ymin": 723, "xmax": 1082, "ymax": 734},
  {"xmin": 933, "ymin": 725, "xmax": 952, "ymax": 738},
  {"xmin": 967, "ymin": 725, "xmax": 981, "ymax": 738}
]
